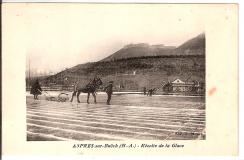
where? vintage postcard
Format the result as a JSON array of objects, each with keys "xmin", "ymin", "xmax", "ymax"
[{"xmin": 2, "ymin": 3, "xmax": 238, "ymax": 156}]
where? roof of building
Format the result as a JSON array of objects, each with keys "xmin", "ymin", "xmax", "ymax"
[{"xmin": 171, "ymin": 78, "xmax": 185, "ymax": 84}]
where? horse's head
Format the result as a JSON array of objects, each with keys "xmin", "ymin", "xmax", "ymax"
[{"xmin": 94, "ymin": 77, "xmax": 103, "ymax": 86}]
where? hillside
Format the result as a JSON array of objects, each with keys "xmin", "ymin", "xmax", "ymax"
[
  {"xmin": 43, "ymin": 55, "xmax": 205, "ymax": 90},
  {"xmin": 42, "ymin": 33, "xmax": 205, "ymax": 91},
  {"xmin": 173, "ymin": 33, "xmax": 205, "ymax": 55}
]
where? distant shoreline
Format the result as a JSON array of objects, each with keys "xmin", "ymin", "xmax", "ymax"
[{"xmin": 26, "ymin": 91, "xmax": 204, "ymax": 97}]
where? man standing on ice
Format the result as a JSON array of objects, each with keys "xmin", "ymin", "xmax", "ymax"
[
  {"xmin": 104, "ymin": 81, "xmax": 113, "ymax": 105},
  {"xmin": 70, "ymin": 81, "xmax": 79, "ymax": 102},
  {"xmin": 30, "ymin": 79, "xmax": 42, "ymax": 100}
]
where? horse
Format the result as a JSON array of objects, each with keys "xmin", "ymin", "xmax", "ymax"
[{"xmin": 70, "ymin": 77, "xmax": 103, "ymax": 104}]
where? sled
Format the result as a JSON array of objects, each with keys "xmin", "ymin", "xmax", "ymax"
[{"xmin": 43, "ymin": 91, "xmax": 69, "ymax": 102}]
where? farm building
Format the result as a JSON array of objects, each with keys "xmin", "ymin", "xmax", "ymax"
[{"xmin": 163, "ymin": 78, "xmax": 204, "ymax": 93}]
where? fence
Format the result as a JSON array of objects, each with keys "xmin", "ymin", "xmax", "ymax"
[{"xmin": 26, "ymin": 85, "xmax": 74, "ymax": 91}]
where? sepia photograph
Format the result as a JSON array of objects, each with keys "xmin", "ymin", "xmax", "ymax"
[{"xmin": 24, "ymin": 4, "xmax": 206, "ymax": 141}]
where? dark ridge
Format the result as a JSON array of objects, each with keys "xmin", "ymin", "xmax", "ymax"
[{"xmin": 99, "ymin": 54, "xmax": 205, "ymax": 63}]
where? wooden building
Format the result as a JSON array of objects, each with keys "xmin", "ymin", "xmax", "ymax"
[{"xmin": 163, "ymin": 78, "xmax": 202, "ymax": 93}]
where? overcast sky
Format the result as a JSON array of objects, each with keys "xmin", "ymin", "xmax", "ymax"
[{"xmin": 12, "ymin": 4, "xmax": 205, "ymax": 74}]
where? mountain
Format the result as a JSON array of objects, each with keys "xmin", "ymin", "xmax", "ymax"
[
  {"xmin": 41, "ymin": 33, "xmax": 205, "ymax": 91},
  {"xmin": 101, "ymin": 43, "xmax": 176, "ymax": 61},
  {"xmin": 101, "ymin": 33, "xmax": 205, "ymax": 61},
  {"xmin": 173, "ymin": 33, "xmax": 205, "ymax": 55}
]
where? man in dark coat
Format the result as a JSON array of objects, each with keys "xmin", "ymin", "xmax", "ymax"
[
  {"xmin": 147, "ymin": 88, "xmax": 157, "ymax": 96},
  {"xmin": 30, "ymin": 79, "xmax": 42, "ymax": 99},
  {"xmin": 70, "ymin": 81, "xmax": 79, "ymax": 102},
  {"xmin": 143, "ymin": 87, "xmax": 147, "ymax": 95},
  {"xmin": 104, "ymin": 81, "xmax": 113, "ymax": 105},
  {"xmin": 147, "ymin": 89, "xmax": 152, "ymax": 96}
]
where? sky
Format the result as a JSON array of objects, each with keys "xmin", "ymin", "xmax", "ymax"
[{"xmin": 9, "ymin": 4, "xmax": 205, "ymax": 75}]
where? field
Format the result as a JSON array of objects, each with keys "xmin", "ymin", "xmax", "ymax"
[{"xmin": 26, "ymin": 92, "xmax": 205, "ymax": 141}]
